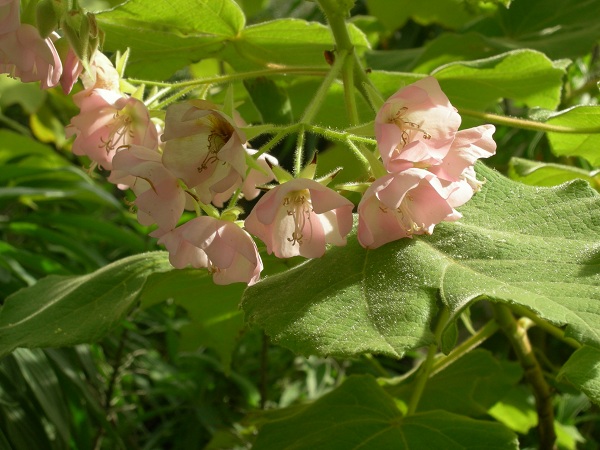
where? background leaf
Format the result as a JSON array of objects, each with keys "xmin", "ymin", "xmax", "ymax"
[
  {"xmin": 558, "ymin": 346, "xmax": 600, "ymax": 406},
  {"xmin": 546, "ymin": 106, "xmax": 600, "ymax": 166},
  {"xmin": 0, "ymin": 252, "xmax": 173, "ymax": 357},
  {"xmin": 253, "ymin": 374, "xmax": 518, "ymax": 449}
]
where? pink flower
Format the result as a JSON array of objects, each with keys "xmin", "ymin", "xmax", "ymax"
[
  {"xmin": 158, "ymin": 217, "xmax": 263, "ymax": 285},
  {"xmin": 59, "ymin": 45, "xmax": 83, "ymax": 94},
  {"xmin": 212, "ymin": 149, "xmax": 278, "ymax": 207},
  {"xmin": 66, "ymin": 89, "xmax": 158, "ymax": 170},
  {"xmin": 0, "ymin": 0, "xmax": 19, "ymax": 34},
  {"xmin": 376, "ymin": 77, "xmax": 461, "ymax": 173},
  {"xmin": 81, "ymin": 51, "xmax": 120, "ymax": 92},
  {"xmin": 0, "ymin": 24, "xmax": 62, "ymax": 89},
  {"xmin": 109, "ymin": 145, "xmax": 186, "ymax": 237},
  {"xmin": 244, "ymin": 178, "xmax": 354, "ymax": 259},
  {"xmin": 428, "ymin": 125, "xmax": 496, "ymax": 205},
  {"xmin": 357, "ymin": 168, "xmax": 462, "ymax": 249},
  {"xmin": 161, "ymin": 101, "xmax": 247, "ymax": 204}
]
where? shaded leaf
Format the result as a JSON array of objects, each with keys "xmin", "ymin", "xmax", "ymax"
[
  {"xmin": 558, "ymin": 346, "xmax": 600, "ymax": 406},
  {"xmin": 253, "ymin": 375, "xmax": 518, "ymax": 449},
  {"xmin": 0, "ymin": 252, "xmax": 173, "ymax": 357},
  {"xmin": 387, "ymin": 349, "xmax": 522, "ymax": 416}
]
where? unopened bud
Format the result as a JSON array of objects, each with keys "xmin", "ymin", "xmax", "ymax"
[{"xmin": 36, "ymin": 0, "xmax": 58, "ymax": 38}]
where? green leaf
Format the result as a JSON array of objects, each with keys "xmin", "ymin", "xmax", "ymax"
[
  {"xmin": 545, "ymin": 106, "xmax": 600, "ymax": 166},
  {"xmin": 433, "ymin": 50, "xmax": 566, "ymax": 110},
  {"xmin": 558, "ymin": 346, "xmax": 600, "ymax": 406},
  {"xmin": 488, "ymin": 385, "xmax": 537, "ymax": 434},
  {"xmin": 508, "ymin": 157, "xmax": 600, "ymax": 189},
  {"xmin": 0, "ymin": 75, "xmax": 46, "ymax": 114},
  {"xmin": 242, "ymin": 165, "xmax": 600, "ymax": 358},
  {"xmin": 387, "ymin": 349, "xmax": 522, "ymax": 416},
  {"xmin": 253, "ymin": 375, "xmax": 518, "ymax": 449},
  {"xmin": 489, "ymin": 0, "xmax": 600, "ymax": 59},
  {"xmin": 98, "ymin": 0, "xmax": 245, "ymax": 78},
  {"xmin": 224, "ymin": 19, "xmax": 369, "ymax": 71},
  {"xmin": 141, "ymin": 269, "xmax": 245, "ymax": 368},
  {"xmin": 0, "ymin": 252, "xmax": 173, "ymax": 357},
  {"xmin": 368, "ymin": 50, "xmax": 565, "ymax": 111},
  {"xmin": 365, "ymin": 0, "xmax": 481, "ymax": 32},
  {"xmin": 244, "ymin": 77, "xmax": 293, "ymax": 124}
]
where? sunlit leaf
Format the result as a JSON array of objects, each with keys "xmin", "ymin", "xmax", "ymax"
[{"xmin": 242, "ymin": 165, "xmax": 600, "ymax": 357}]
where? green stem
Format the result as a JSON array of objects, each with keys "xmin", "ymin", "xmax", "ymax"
[
  {"xmin": 430, "ymin": 319, "xmax": 500, "ymax": 377},
  {"xmin": 510, "ymin": 305, "xmax": 581, "ymax": 349},
  {"xmin": 406, "ymin": 308, "xmax": 450, "ymax": 415},
  {"xmin": 300, "ymin": 49, "xmax": 348, "ymax": 124},
  {"xmin": 128, "ymin": 67, "xmax": 328, "ymax": 89},
  {"xmin": 459, "ymin": 108, "xmax": 600, "ymax": 134},
  {"xmin": 493, "ymin": 304, "xmax": 556, "ymax": 450},
  {"xmin": 294, "ymin": 129, "xmax": 306, "ymax": 176},
  {"xmin": 342, "ymin": 51, "xmax": 359, "ymax": 125}
]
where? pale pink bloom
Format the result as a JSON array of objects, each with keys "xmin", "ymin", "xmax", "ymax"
[
  {"xmin": 0, "ymin": 0, "xmax": 19, "ymax": 34},
  {"xmin": 161, "ymin": 101, "xmax": 247, "ymax": 204},
  {"xmin": 66, "ymin": 89, "xmax": 158, "ymax": 170},
  {"xmin": 81, "ymin": 51, "xmax": 120, "ymax": 92},
  {"xmin": 357, "ymin": 168, "xmax": 462, "ymax": 249},
  {"xmin": 109, "ymin": 145, "xmax": 186, "ymax": 237},
  {"xmin": 158, "ymin": 217, "xmax": 263, "ymax": 285},
  {"xmin": 59, "ymin": 45, "xmax": 83, "ymax": 94},
  {"xmin": 212, "ymin": 149, "xmax": 278, "ymax": 207},
  {"xmin": 376, "ymin": 77, "xmax": 461, "ymax": 173},
  {"xmin": 428, "ymin": 124, "xmax": 496, "ymax": 207},
  {"xmin": 0, "ymin": 24, "xmax": 62, "ymax": 89},
  {"xmin": 244, "ymin": 178, "xmax": 354, "ymax": 259}
]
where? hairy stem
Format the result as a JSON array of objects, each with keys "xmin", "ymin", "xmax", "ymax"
[
  {"xmin": 510, "ymin": 304, "xmax": 581, "ymax": 349},
  {"xmin": 406, "ymin": 308, "xmax": 450, "ymax": 415},
  {"xmin": 459, "ymin": 108, "xmax": 600, "ymax": 134},
  {"xmin": 430, "ymin": 319, "xmax": 500, "ymax": 377},
  {"xmin": 493, "ymin": 304, "xmax": 556, "ymax": 450}
]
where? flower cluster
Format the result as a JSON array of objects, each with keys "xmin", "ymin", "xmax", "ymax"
[
  {"xmin": 61, "ymin": 71, "xmax": 495, "ymax": 285},
  {"xmin": 0, "ymin": 0, "xmax": 88, "ymax": 93},
  {"xmin": 45, "ymin": 35, "xmax": 494, "ymax": 288},
  {"xmin": 357, "ymin": 77, "xmax": 496, "ymax": 248}
]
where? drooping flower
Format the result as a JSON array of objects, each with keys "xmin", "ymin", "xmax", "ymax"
[
  {"xmin": 66, "ymin": 89, "xmax": 158, "ymax": 170},
  {"xmin": 56, "ymin": 41, "xmax": 83, "ymax": 94},
  {"xmin": 161, "ymin": 101, "xmax": 248, "ymax": 204},
  {"xmin": 357, "ymin": 168, "xmax": 462, "ymax": 249},
  {"xmin": 80, "ymin": 50, "xmax": 120, "ymax": 92},
  {"xmin": 109, "ymin": 145, "xmax": 186, "ymax": 237},
  {"xmin": 427, "ymin": 125, "xmax": 496, "ymax": 206},
  {"xmin": 212, "ymin": 149, "xmax": 279, "ymax": 207},
  {"xmin": 244, "ymin": 178, "xmax": 354, "ymax": 259},
  {"xmin": 376, "ymin": 76, "xmax": 461, "ymax": 173},
  {"xmin": 0, "ymin": 0, "xmax": 19, "ymax": 34},
  {"xmin": 0, "ymin": 24, "xmax": 62, "ymax": 89},
  {"xmin": 158, "ymin": 216, "xmax": 263, "ymax": 285}
]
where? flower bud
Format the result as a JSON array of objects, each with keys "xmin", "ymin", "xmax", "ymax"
[{"xmin": 36, "ymin": 0, "xmax": 59, "ymax": 38}]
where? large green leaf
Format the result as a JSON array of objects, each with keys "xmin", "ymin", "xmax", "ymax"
[
  {"xmin": 369, "ymin": 50, "xmax": 565, "ymax": 112},
  {"xmin": 387, "ymin": 349, "xmax": 522, "ymax": 416},
  {"xmin": 98, "ymin": 0, "xmax": 245, "ymax": 78},
  {"xmin": 253, "ymin": 374, "xmax": 518, "ymax": 449},
  {"xmin": 0, "ymin": 252, "xmax": 173, "ymax": 357},
  {"xmin": 242, "ymin": 165, "xmax": 600, "ymax": 358},
  {"xmin": 223, "ymin": 19, "xmax": 369, "ymax": 71},
  {"xmin": 545, "ymin": 106, "xmax": 600, "ymax": 166}
]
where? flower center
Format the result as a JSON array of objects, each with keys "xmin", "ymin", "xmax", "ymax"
[
  {"xmin": 390, "ymin": 106, "xmax": 431, "ymax": 149},
  {"xmin": 100, "ymin": 109, "xmax": 134, "ymax": 154},
  {"xmin": 198, "ymin": 114, "xmax": 235, "ymax": 173},
  {"xmin": 282, "ymin": 189, "xmax": 312, "ymax": 246}
]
